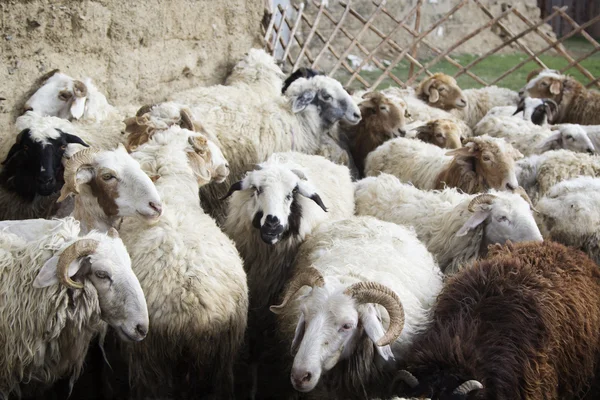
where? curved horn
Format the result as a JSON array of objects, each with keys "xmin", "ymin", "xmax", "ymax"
[
  {"xmin": 453, "ymin": 380, "xmax": 483, "ymax": 396},
  {"xmin": 270, "ymin": 266, "xmax": 325, "ymax": 314},
  {"xmin": 179, "ymin": 108, "xmax": 195, "ymax": 131},
  {"xmin": 57, "ymin": 239, "xmax": 99, "ymax": 289},
  {"xmin": 135, "ymin": 104, "xmax": 157, "ymax": 117},
  {"xmin": 58, "ymin": 147, "xmax": 98, "ymax": 202},
  {"xmin": 467, "ymin": 194, "xmax": 497, "ymax": 212},
  {"xmin": 512, "ymin": 186, "xmax": 539, "ymax": 213},
  {"xmin": 344, "ymin": 282, "xmax": 405, "ymax": 346},
  {"xmin": 396, "ymin": 370, "xmax": 419, "ymax": 388},
  {"xmin": 72, "ymin": 80, "xmax": 88, "ymax": 98}
]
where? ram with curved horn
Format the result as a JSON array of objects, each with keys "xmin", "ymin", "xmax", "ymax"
[
  {"xmin": 355, "ymin": 174, "xmax": 542, "ymax": 275},
  {"xmin": 0, "ymin": 217, "xmax": 148, "ymax": 398},
  {"xmin": 269, "ymin": 216, "xmax": 443, "ymax": 399},
  {"xmin": 394, "ymin": 241, "xmax": 600, "ymax": 400}
]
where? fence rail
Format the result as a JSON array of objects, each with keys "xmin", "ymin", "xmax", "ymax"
[{"xmin": 263, "ymin": 0, "xmax": 600, "ymax": 91}]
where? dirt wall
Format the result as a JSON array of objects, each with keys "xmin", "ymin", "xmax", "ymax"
[{"xmin": 0, "ymin": 0, "xmax": 265, "ymax": 131}]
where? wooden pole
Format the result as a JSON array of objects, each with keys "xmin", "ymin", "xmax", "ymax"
[
  {"xmin": 312, "ymin": 0, "xmax": 351, "ymax": 68},
  {"xmin": 408, "ymin": 0, "xmax": 423, "ymax": 80},
  {"xmin": 293, "ymin": 2, "xmax": 325, "ymax": 70},
  {"xmin": 281, "ymin": 3, "xmax": 304, "ymax": 65}
]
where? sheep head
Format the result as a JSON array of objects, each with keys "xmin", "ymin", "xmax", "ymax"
[
  {"xmin": 537, "ymin": 124, "xmax": 595, "ymax": 155},
  {"xmin": 58, "ymin": 144, "xmax": 163, "ymax": 222},
  {"xmin": 522, "ymin": 70, "xmax": 564, "ymax": 105},
  {"xmin": 416, "ymin": 73, "xmax": 467, "ymax": 111},
  {"xmin": 270, "ymin": 267, "xmax": 405, "ymax": 393},
  {"xmin": 439, "ymin": 136, "xmax": 522, "ymax": 194},
  {"xmin": 33, "ymin": 229, "xmax": 149, "ymax": 342},
  {"xmin": 23, "ymin": 71, "xmax": 89, "ymax": 120},
  {"xmin": 221, "ymin": 161, "xmax": 327, "ymax": 245},
  {"xmin": 514, "ymin": 97, "xmax": 558, "ymax": 125},
  {"xmin": 414, "ymin": 119, "xmax": 463, "ymax": 149}
]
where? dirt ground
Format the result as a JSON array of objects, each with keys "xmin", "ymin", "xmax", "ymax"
[{"xmin": 0, "ymin": 0, "xmax": 265, "ymax": 133}]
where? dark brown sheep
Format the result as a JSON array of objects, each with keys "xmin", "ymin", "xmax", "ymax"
[
  {"xmin": 347, "ymin": 92, "xmax": 407, "ymax": 176},
  {"xmin": 395, "ymin": 241, "xmax": 600, "ymax": 400}
]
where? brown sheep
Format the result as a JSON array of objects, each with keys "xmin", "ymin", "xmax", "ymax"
[
  {"xmin": 524, "ymin": 70, "xmax": 600, "ymax": 125},
  {"xmin": 415, "ymin": 73, "xmax": 467, "ymax": 111},
  {"xmin": 413, "ymin": 119, "xmax": 463, "ymax": 149},
  {"xmin": 346, "ymin": 91, "xmax": 408, "ymax": 176},
  {"xmin": 395, "ymin": 241, "xmax": 600, "ymax": 400}
]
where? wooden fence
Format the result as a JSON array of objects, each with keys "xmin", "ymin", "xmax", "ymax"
[{"xmin": 263, "ymin": 0, "xmax": 600, "ymax": 91}]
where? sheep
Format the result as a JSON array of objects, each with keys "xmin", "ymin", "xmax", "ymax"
[
  {"xmin": 415, "ymin": 73, "xmax": 467, "ymax": 111},
  {"xmin": 473, "ymin": 115, "xmax": 595, "ymax": 156},
  {"xmin": 118, "ymin": 125, "xmax": 248, "ymax": 399},
  {"xmin": 344, "ymin": 91, "xmax": 407, "ymax": 177},
  {"xmin": 486, "ymin": 96, "xmax": 558, "ymax": 126},
  {"xmin": 516, "ymin": 149, "xmax": 600, "ymax": 203},
  {"xmin": 282, "ymin": 67, "xmax": 324, "ymax": 94},
  {"xmin": 221, "ymin": 151, "xmax": 354, "ymax": 397},
  {"xmin": 0, "ymin": 217, "xmax": 148, "ymax": 398},
  {"xmin": 523, "ymin": 69, "xmax": 600, "ymax": 125},
  {"xmin": 0, "ymin": 124, "xmax": 89, "ymax": 221},
  {"xmin": 450, "ymin": 85, "xmax": 520, "ymax": 128},
  {"xmin": 170, "ymin": 48, "xmax": 285, "ymax": 107},
  {"xmin": 365, "ymin": 135, "xmax": 522, "ymax": 194},
  {"xmin": 270, "ymin": 216, "xmax": 443, "ymax": 399},
  {"xmin": 536, "ymin": 176, "xmax": 600, "ymax": 265},
  {"xmin": 146, "ymin": 75, "xmax": 361, "ymax": 223},
  {"xmin": 395, "ymin": 241, "xmax": 600, "ymax": 400},
  {"xmin": 354, "ymin": 173, "xmax": 542, "ymax": 274},
  {"xmin": 407, "ymin": 119, "xmax": 463, "ymax": 149}
]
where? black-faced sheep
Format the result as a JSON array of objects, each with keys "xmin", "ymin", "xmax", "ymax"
[{"xmin": 395, "ymin": 241, "xmax": 600, "ymax": 400}]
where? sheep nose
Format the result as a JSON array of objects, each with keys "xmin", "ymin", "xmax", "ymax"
[
  {"xmin": 24, "ymin": 106, "xmax": 33, "ymax": 112},
  {"xmin": 291, "ymin": 369, "xmax": 313, "ymax": 387},
  {"xmin": 264, "ymin": 215, "xmax": 279, "ymax": 227},
  {"xmin": 149, "ymin": 201, "xmax": 162, "ymax": 215},
  {"xmin": 37, "ymin": 176, "xmax": 53, "ymax": 184},
  {"xmin": 352, "ymin": 112, "xmax": 361, "ymax": 120},
  {"xmin": 506, "ymin": 182, "xmax": 516, "ymax": 191},
  {"xmin": 135, "ymin": 324, "xmax": 148, "ymax": 338}
]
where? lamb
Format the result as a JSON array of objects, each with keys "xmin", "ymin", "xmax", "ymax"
[
  {"xmin": 118, "ymin": 125, "xmax": 248, "ymax": 399},
  {"xmin": 221, "ymin": 151, "xmax": 354, "ymax": 397},
  {"xmin": 407, "ymin": 118, "xmax": 463, "ymax": 149},
  {"xmin": 473, "ymin": 115, "xmax": 595, "ymax": 156},
  {"xmin": 0, "ymin": 217, "xmax": 148, "ymax": 398},
  {"xmin": 270, "ymin": 216, "xmax": 443, "ymax": 399},
  {"xmin": 365, "ymin": 135, "xmax": 522, "ymax": 194},
  {"xmin": 536, "ymin": 176, "xmax": 600, "ymax": 265},
  {"xmin": 354, "ymin": 173, "xmax": 542, "ymax": 274},
  {"xmin": 395, "ymin": 241, "xmax": 600, "ymax": 400},
  {"xmin": 523, "ymin": 69, "xmax": 600, "ymax": 125},
  {"xmin": 345, "ymin": 91, "xmax": 408, "ymax": 177},
  {"xmin": 147, "ymin": 75, "xmax": 361, "ymax": 223},
  {"xmin": 0, "ymin": 124, "xmax": 88, "ymax": 220}
]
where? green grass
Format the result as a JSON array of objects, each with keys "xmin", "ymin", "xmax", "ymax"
[{"xmin": 335, "ymin": 37, "xmax": 600, "ymax": 91}]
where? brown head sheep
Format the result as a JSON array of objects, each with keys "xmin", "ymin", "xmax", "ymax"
[
  {"xmin": 395, "ymin": 241, "xmax": 600, "ymax": 400},
  {"xmin": 413, "ymin": 119, "xmax": 463, "ymax": 149},
  {"xmin": 415, "ymin": 73, "xmax": 467, "ymax": 111},
  {"xmin": 346, "ymin": 92, "xmax": 408, "ymax": 176},
  {"xmin": 524, "ymin": 69, "xmax": 600, "ymax": 125}
]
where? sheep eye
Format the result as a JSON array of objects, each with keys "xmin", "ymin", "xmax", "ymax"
[
  {"xmin": 482, "ymin": 156, "xmax": 491, "ymax": 162},
  {"xmin": 94, "ymin": 271, "xmax": 109, "ymax": 279},
  {"xmin": 498, "ymin": 216, "xmax": 509, "ymax": 223},
  {"xmin": 23, "ymin": 145, "xmax": 29, "ymax": 151},
  {"xmin": 438, "ymin": 87, "xmax": 445, "ymax": 92},
  {"xmin": 379, "ymin": 106, "xmax": 387, "ymax": 111},
  {"xmin": 436, "ymin": 133, "xmax": 444, "ymax": 139},
  {"xmin": 341, "ymin": 323, "xmax": 353, "ymax": 331},
  {"xmin": 566, "ymin": 135, "xmax": 574, "ymax": 140},
  {"xmin": 102, "ymin": 173, "xmax": 115, "ymax": 181},
  {"xmin": 60, "ymin": 145, "xmax": 67, "ymax": 150},
  {"xmin": 292, "ymin": 187, "xmax": 299, "ymax": 194},
  {"xmin": 322, "ymin": 93, "xmax": 332, "ymax": 101},
  {"xmin": 540, "ymin": 81, "xmax": 548, "ymax": 87},
  {"xmin": 58, "ymin": 91, "xmax": 72, "ymax": 101}
]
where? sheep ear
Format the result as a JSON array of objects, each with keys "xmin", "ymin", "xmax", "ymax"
[
  {"xmin": 33, "ymin": 256, "xmax": 83, "ymax": 288},
  {"xmin": 414, "ymin": 125, "xmax": 430, "ymax": 141},
  {"xmin": 291, "ymin": 169, "xmax": 308, "ymax": 181},
  {"xmin": 361, "ymin": 304, "xmax": 394, "ymax": 361},
  {"xmin": 456, "ymin": 209, "xmax": 490, "ymax": 237},
  {"xmin": 537, "ymin": 131, "xmax": 562, "ymax": 152},
  {"xmin": 292, "ymin": 90, "xmax": 316, "ymax": 113},
  {"xmin": 428, "ymin": 88, "xmax": 439, "ymax": 103},
  {"xmin": 549, "ymin": 81, "xmax": 561, "ymax": 95},
  {"xmin": 446, "ymin": 145, "xmax": 473, "ymax": 157},
  {"xmin": 70, "ymin": 96, "xmax": 87, "ymax": 120},
  {"xmin": 297, "ymin": 181, "xmax": 327, "ymax": 212},
  {"xmin": 290, "ymin": 313, "xmax": 306, "ymax": 355},
  {"xmin": 220, "ymin": 180, "xmax": 246, "ymax": 200}
]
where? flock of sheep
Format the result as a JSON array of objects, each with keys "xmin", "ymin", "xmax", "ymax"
[{"xmin": 1, "ymin": 47, "xmax": 600, "ymax": 400}]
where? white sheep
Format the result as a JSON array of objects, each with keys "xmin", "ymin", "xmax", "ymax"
[
  {"xmin": 473, "ymin": 115, "xmax": 595, "ymax": 156},
  {"xmin": 536, "ymin": 176, "xmax": 600, "ymax": 265},
  {"xmin": 0, "ymin": 217, "xmax": 148, "ymax": 398},
  {"xmin": 365, "ymin": 135, "xmax": 522, "ymax": 194},
  {"xmin": 486, "ymin": 97, "xmax": 558, "ymax": 126},
  {"xmin": 450, "ymin": 85, "xmax": 519, "ymax": 128},
  {"xmin": 270, "ymin": 216, "xmax": 443, "ymax": 399},
  {"xmin": 118, "ymin": 126, "xmax": 248, "ymax": 399},
  {"xmin": 354, "ymin": 174, "xmax": 543, "ymax": 274}
]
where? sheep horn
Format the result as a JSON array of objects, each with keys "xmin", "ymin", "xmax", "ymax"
[
  {"xmin": 135, "ymin": 104, "xmax": 157, "ymax": 117},
  {"xmin": 72, "ymin": 80, "xmax": 88, "ymax": 98},
  {"xmin": 467, "ymin": 194, "xmax": 497, "ymax": 212},
  {"xmin": 107, "ymin": 227, "xmax": 119, "ymax": 238},
  {"xmin": 512, "ymin": 186, "xmax": 539, "ymax": 213},
  {"xmin": 58, "ymin": 147, "xmax": 98, "ymax": 202},
  {"xmin": 396, "ymin": 370, "xmax": 419, "ymax": 388},
  {"xmin": 57, "ymin": 239, "xmax": 99, "ymax": 289},
  {"xmin": 179, "ymin": 108, "xmax": 195, "ymax": 131},
  {"xmin": 270, "ymin": 266, "xmax": 325, "ymax": 314},
  {"xmin": 453, "ymin": 380, "xmax": 483, "ymax": 395},
  {"xmin": 344, "ymin": 282, "xmax": 405, "ymax": 346}
]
